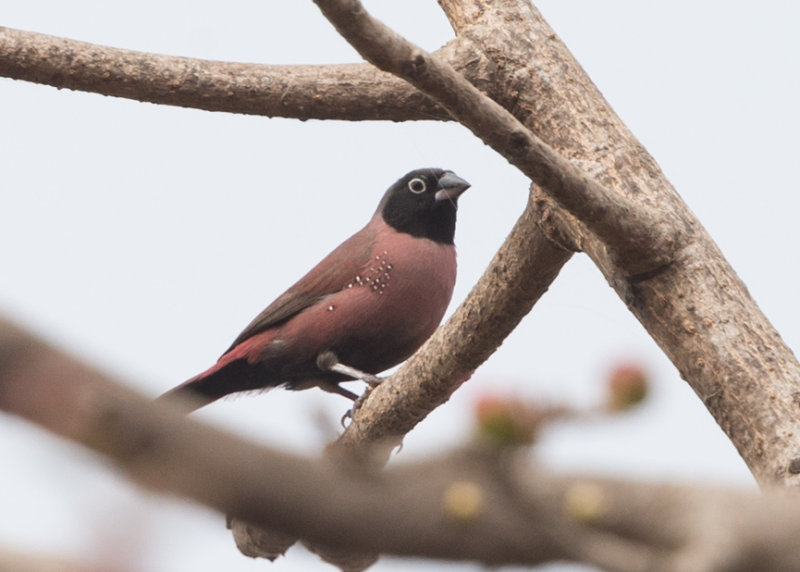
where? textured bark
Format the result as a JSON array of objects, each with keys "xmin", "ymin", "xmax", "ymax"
[
  {"xmin": 314, "ymin": 0, "xmax": 680, "ymax": 277},
  {"xmin": 0, "ymin": 26, "xmax": 447, "ymax": 121},
  {"xmin": 334, "ymin": 0, "xmax": 800, "ymax": 487},
  {"xmin": 437, "ymin": 1, "xmax": 800, "ymax": 486}
]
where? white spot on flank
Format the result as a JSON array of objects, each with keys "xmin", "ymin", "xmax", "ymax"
[{"xmin": 327, "ymin": 305, "xmax": 334, "ymax": 311}]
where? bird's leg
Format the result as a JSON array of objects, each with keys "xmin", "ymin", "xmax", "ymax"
[
  {"xmin": 316, "ymin": 351, "xmax": 383, "ymax": 387},
  {"xmin": 317, "ymin": 351, "xmax": 383, "ymax": 426},
  {"xmin": 320, "ymin": 381, "xmax": 359, "ymax": 401}
]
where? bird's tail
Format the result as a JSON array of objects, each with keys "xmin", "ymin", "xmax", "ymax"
[{"xmin": 156, "ymin": 358, "xmax": 270, "ymax": 412}]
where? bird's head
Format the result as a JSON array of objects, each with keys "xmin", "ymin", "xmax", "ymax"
[{"xmin": 377, "ymin": 168, "xmax": 471, "ymax": 245}]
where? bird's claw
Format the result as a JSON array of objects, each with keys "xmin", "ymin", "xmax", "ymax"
[
  {"xmin": 353, "ymin": 385, "xmax": 373, "ymax": 410},
  {"xmin": 340, "ymin": 385, "xmax": 374, "ymax": 427}
]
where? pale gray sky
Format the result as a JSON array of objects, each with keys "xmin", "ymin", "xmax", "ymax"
[{"xmin": 1, "ymin": 2, "xmax": 798, "ymax": 571}]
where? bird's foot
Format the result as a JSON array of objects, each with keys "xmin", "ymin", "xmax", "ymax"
[
  {"xmin": 340, "ymin": 385, "xmax": 374, "ymax": 427},
  {"xmin": 317, "ymin": 351, "xmax": 383, "ymax": 387}
]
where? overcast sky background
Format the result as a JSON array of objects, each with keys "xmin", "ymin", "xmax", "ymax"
[{"xmin": 2, "ymin": 2, "xmax": 799, "ymax": 571}]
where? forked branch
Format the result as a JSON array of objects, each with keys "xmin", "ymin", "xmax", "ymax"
[{"xmin": 313, "ymin": 0, "xmax": 684, "ymax": 277}]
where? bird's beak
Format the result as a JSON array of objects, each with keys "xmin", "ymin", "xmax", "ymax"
[{"xmin": 434, "ymin": 171, "xmax": 471, "ymax": 202}]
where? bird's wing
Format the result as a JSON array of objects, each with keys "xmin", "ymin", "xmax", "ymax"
[{"xmin": 223, "ymin": 225, "xmax": 376, "ymax": 354}]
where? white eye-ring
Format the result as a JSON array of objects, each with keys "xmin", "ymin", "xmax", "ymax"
[{"xmin": 407, "ymin": 177, "xmax": 427, "ymax": 194}]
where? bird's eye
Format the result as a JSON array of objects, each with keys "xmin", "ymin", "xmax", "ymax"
[{"xmin": 407, "ymin": 178, "xmax": 427, "ymax": 194}]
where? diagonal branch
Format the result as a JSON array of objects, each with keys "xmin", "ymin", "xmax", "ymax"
[
  {"xmin": 0, "ymin": 27, "xmax": 448, "ymax": 121},
  {"xmin": 312, "ymin": 0, "xmax": 684, "ymax": 278},
  {"xmin": 334, "ymin": 193, "xmax": 571, "ymax": 457},
  {"xmin": 312, "ymin": 0, "xmax": 800, "ymax": 490}
]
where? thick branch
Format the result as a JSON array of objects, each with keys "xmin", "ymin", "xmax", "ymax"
[
  {"xmin": 0, "ymin": 27, "xmax": 448, "ymax": 121},
  {"xmin": 3, "ymin": 321, "xmax": 800, "ymax": 571},
  {"xmin": 311, "ymin": 0, "xmax": 800, "ymax": 488},
  {"xmin": 431, "ymin": 0, "xmax": 800, "ymax": 487},
  {"xmin": 313, "ymin": 0, "xmax": 683, "ymax": 277}
]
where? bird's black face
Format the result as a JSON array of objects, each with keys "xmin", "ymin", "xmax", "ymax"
[{"xmin": 378, "ymin": 168, "xmax": 470, "ymax": 245}]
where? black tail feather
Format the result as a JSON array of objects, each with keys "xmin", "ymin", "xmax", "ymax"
[{"xmin": 156, "ymin": 359, "xmax": 272, "ymax": 412}]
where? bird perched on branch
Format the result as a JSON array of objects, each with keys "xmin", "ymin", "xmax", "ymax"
[{"xmin": 159, "ymin": 168, "xmax": 470, "ymax": 411}]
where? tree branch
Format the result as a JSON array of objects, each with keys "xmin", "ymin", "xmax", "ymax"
[
  {"xmin": 0, "ymin": 317, "xmax": 562, "ymax": 566},
  {"xmin": 0, "ymin": 546, "xmax": 108, "ymax": 572},
  {"xmin": 239, "ymin": 192, "xmax": 573, "ymax": 567},
  {"xmin": 312, "ymin": 0, "xmax": 800, "ymax": 487},
  {"xmin": 0, "ymin": 27, "xmax": 448, "ymax": 121},
  {"xmin": 6, "ymin": 1, "xmax": 800, "ymax": 568},
  {"xmin": 437, "ymin": 0, "xmax": 800, "ymax": 487},
  {"xmin": 3, "ymin": 319, "xmax": 800, "ymax": 571},
  {"xmin": 312, "ymin": 0, "xmax": 683, "ymax": 278}
]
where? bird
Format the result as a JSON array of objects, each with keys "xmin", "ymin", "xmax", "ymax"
[{"xmin": 159, "ymin": 168, "xmax": 470, "ymax": 411}]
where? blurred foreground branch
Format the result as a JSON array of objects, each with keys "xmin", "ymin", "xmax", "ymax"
[
  {"xmin": 3, "ymin": 317, "xmax": 800, "ymax": 571},
  {"xmin": 0, "ymin": 545, "xmax": 110, "ymax": 572}
]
